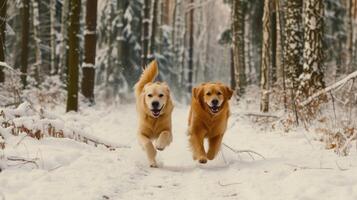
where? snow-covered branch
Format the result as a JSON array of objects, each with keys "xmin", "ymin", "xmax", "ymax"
[{"xmin": 300, "ymin": 70, "xmax": 357, "ymax": 107}]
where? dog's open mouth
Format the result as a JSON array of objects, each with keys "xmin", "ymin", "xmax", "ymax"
[
  {"xmin": 209, "ymin": 105, "xmax": 220, "ymax": 113},
  {"xmin": 151, "ymin": 106, "xmax": 163, "ymax": 118}
]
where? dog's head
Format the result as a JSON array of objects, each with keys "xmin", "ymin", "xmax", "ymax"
[
  {"xmin": 192, "ymin": 82, "xmax": 233, "ymax": 114},
  {"xmin": 142, "ymin": 82, "xmax": 170, "ymax": 118}
]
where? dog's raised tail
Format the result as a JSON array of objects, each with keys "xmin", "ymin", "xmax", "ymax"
[{"xmin": 135, "ymin": 60, "xmax": 159, "ymax": 97}]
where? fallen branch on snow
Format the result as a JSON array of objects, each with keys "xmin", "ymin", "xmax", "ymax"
[
  {"xmin": 242, "ymin": 112, "xmax": 280, "ymax": 119},
  {"xmin": 73, "ymin": 133, "xmax": 130, "ymax": 150},
  {"xmin": 232, "ymin": 112, "xmax": 281, "ymax": 119},
  {"xmin": 218, "ymin": 181, "xmax": 242, "ymax": 187},
  {"xmin": 222, "ymin": 143, "xmax": 266, "ymax": 160},
  {"xmin": 7, "ymin": 156, "xmax": 39, "ymax": 168}
]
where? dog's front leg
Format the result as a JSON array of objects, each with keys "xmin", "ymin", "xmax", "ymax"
[
  {"xmin": 189, "ymin": 131, "xmax": 207, "ymax": 164},
  {"xmin": 155, "ymin": 130, "xmax": 172, "ymax": 151},
  {"xmin": 138, "ymin": 134, "xmax": 157, "ymax": 168},
  {"xmin": 207, "ymin": 134, "xmax": 223, "ymax": 160}
]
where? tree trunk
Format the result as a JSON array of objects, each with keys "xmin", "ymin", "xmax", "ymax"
[
  {"xmin": 232, "ymin": 0, "xmax": 246, "ymax": 98},
  {"xmin": 260, "ymin": 0, "xmax": 271, "ymax": 112},
  {"xmin": 20, "ymin": 0, "xmax": 30, "ymax": 88},
  {"xmin": 299, "ymin": 0, "xmax": 325, "ymax": 96},
  {"xmin": 59, "ymin": 0, "xmax": 69, "ymax": 78},
  {"xmin": 187, "ymin": 0, "xmax": 194, "ymax": 93},
  {"xmin": 351, "ymin": 0, "xmax": 357, "ymax": 71},
  {"xmin": 106, "ymin": 2, "xmax": 115, "ymax": 87},
  {"xmin": 149, "ymin": 0, "xmax": 158, "ymax": 56},
  {"xmin": 32, "ymin": 0, "xmax": 42, "ymax": 84},
  {"xmin": 271, "ymin": 3, "xmax": 277, "ymax": 84},
  {"xmin": 66, "ymin": 0, "xmax": 81, "ymax": 112},
  {"xmin": 0, "ymin": 0, "xmax": 6, "ymax": 83},
  {"xmin": 141, "ymin": 0, "xmax": 151, "ymax": 69},
  {"xmin": 117, "ymin": 0, "xmax": 127, "ymax": 76},
  {"xmin": 81, "ymin": 0, "xmax": 98, "ymax": 104},
  {"xmin": 284, "ymin": 0, "xmax": 303, "ymax": 91},
  {"xmin": 345, "ymin": 0, "xmax": 353, "ymax": 73},
  {"xmin": 50, "ymin": 0, "xmax": 57, "ymax": 74},
  {"xmin": 38, "ymin": 0, "xmax": 51, "ymax": 75},
  {"xmin": 274, "ymin": 0, "xmax": 284, "ymax": 84},
  {"xmin": 230, "ymin": 47, "xmax": 236, "ymax": 90}
]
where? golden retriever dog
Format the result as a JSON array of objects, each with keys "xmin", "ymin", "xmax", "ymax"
[
  {"xmin": 188, "ymin": 82, "xmax": 233, "ymax": 164},
  {"xmin": 134, "ymin": 60, "xmax": 174, "ymax": 167}
]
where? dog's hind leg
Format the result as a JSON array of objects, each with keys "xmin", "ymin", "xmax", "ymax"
[
  {"xmin": 155, "ymin": 131, "xmax": 172, "ymax": 151},
  {"xmin": 207, "ymin": 134, "xmax": 223, "ymax": 160},
  {"xmin": 138, "ymin": 134, "xmax": 158, "ymax": 167}
]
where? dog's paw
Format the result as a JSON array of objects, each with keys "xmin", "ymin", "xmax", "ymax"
[
  {"xmin": 155, "ymin": 134, "xmax": 171, "ymax": 151},
  {"xmin": 207, "ymin": 151, "xmax": 216, "ymax": 160},
  {"xmin": 150, "ymin": 162, "xmax": 158, "ymax": 168},
  {"xmin": 156, "ymin": 146, "xmax": 165, "ymax": 151},
  {"xmin": 198, "ymin": 156, "xmax": 207, "ymax": 164},
  {"xmin": 155, "ymin": 142, "xmax": 166, "ymax": 151}
]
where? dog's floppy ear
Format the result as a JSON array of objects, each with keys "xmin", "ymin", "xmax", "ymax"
[
  {"xmin": 192, "ymin": 86, "xmax": 203, "ymax": 100},
  {"xmin": 161, "ymin": 82, "xmax": 170, "ymax": 96},
  {"xmin": 224, "ymin": 86, "xmax": 233, "ymax": 100}
]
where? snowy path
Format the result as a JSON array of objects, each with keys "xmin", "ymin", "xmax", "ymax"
[{"xmin": 1, "ymin": 104, "xmax": 357, "ymax": 200}]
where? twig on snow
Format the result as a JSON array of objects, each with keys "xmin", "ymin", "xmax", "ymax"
[
  {"xmin": 218, "ymin": 181, "xmax": 242, "ymax": 187},
  {"xmin": 222, "ymin": 143, "xmax": 266, "ymax": 160},
  {"xmin": 243, "ymin": 112, "xmax": 280, "ymax": 119},
  {"xmin": 7, "ymin": 156, "xmax": 39, "ymax": 168},
  {"xmin": 285, "ymin": 163, "xmax": 335, "ymax": 171}
]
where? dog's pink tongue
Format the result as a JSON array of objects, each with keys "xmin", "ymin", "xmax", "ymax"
[{"xmin": 152, "ymin": 111, "xmax": 160, "ymax": 116}]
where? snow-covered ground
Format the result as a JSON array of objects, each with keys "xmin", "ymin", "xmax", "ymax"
[{"xmin": 1, "ymin": 103, "xmax": 357, "ymax": 200}]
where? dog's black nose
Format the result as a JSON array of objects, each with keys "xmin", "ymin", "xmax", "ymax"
[
  {"xmin": 152, "ymin": 101, "xmax": 160, "ymax": 108},
  {"xmin": 212, "ymin": 99, "xmax": 219, "ymax": 106}
]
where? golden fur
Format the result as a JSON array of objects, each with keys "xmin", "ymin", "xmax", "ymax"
[
  {"xmin": 188, "ymin": 82, "xmax": 233, "ymax": 164},
  {"xmin": 134, "ymin": 60, "xmax": 174, "ymax": 167}
]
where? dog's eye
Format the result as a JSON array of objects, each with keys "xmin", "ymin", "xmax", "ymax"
[
  {"xmin": 206, "ymin": 92, "xmax": 211, "ymax": 96},
  {"xmin": 148, "ymin": 94, "xmax": 153, "ymax": 97},
  {"xmin": 159, "ymin": 94, "xmax": 164, "ymax": 97},
  {"xmin": 217, "ymin": 92, "xmax": 222, "ymax": 95}
]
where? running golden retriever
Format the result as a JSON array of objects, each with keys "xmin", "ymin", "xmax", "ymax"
[
  {"xmin": 188, "ymin": 82, "xmax": 233, "ymax": 164},
  {"xmin": 134, "ymin": 60, "xmax": 173, "ymax": 167}
]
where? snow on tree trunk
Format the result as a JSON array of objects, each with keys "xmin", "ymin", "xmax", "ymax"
[
  {"xmin": 284, "ymin": 0, "xmax": 303, "ymax": 91},
  {"xmin": 232, "ymin": 0, "xmax": 246, "ymax": 98},
  {"xmin": 0, "ymin": 0, "xmax": 6, "ymax": 83},
  {"xmin": 299, "ymin": 0, "xmax": 325, "ymax": 96},
  {"xmin": 66, "ymin": 0, "xmax": 81, "ymax": 112},
  {"xmin": 20, "ymin": 0, "xmax": 30, "ymax": 88},
  {"xmin": 117, "ymin": 0, "xmax": 126, "ymax": 78},
  {"xmin": 104, "ymin": 1, "xmax": 115, "ymax": 91},
  {"xmin": 141, "ymin": 0, "xmax": 151, "ymax": 69},
  {"xmin": 187, "ymin": 0, "xmax": 194, "ymax": 93},
  {"xmin": 260, "ymin": 0, "xmax": 271, "ymax": 113},
  {"xmin": 81, "ymin": 0, "xmax": 98, "ymax": 104}
]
